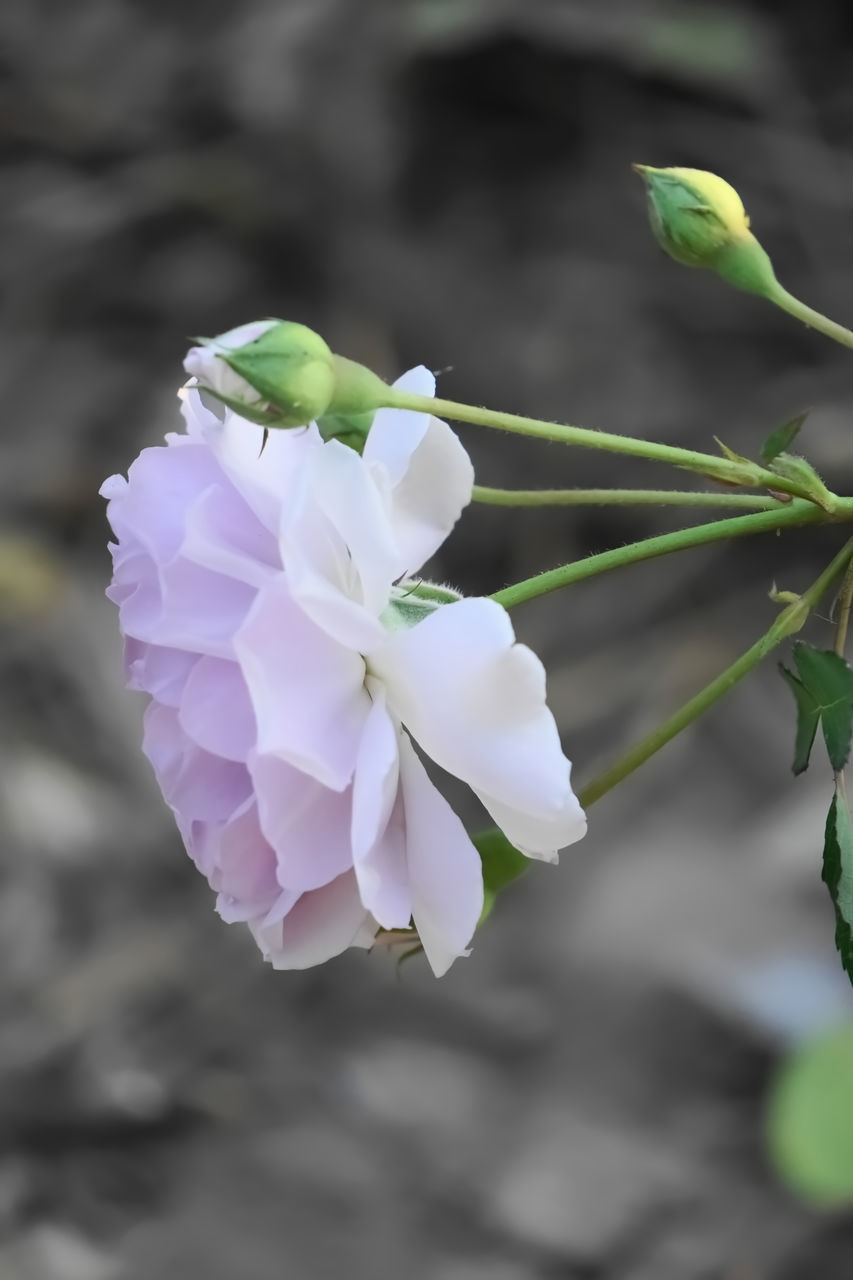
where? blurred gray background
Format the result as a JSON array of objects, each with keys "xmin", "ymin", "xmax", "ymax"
[{"xmin": 4, "ymin": 1, "xmax": 853, "ymax": 1276}]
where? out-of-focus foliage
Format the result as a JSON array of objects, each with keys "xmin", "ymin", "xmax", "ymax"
[{"xmin": 768, "ymin": 1024, "xmax": 853, "ymax": 1206}]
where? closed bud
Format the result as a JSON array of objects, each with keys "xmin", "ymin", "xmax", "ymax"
[
  {"xmin": 185, "ymin": 322, "xmax": 394, "ymax": 441},
  {"xmin": 185, "ymin": 320, "xmax": 336, "ymax": 428},
  {"xmin": 633, "ymin": 165, "xmax": 778, "ymax": 298}
]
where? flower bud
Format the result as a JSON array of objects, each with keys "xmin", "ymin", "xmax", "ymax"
[
  {"xmin": 633, "ymin": 165, "xmax": 778, "ymax": 297},
  {"xmin": 185, "ymin": 320, "xmax": 337, "ymax": 428}
]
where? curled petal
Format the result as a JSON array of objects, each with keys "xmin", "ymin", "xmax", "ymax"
[
  {"xmin": 103, "ymin": 443, "xmax": 222, "ymax": 565},
  {"xmin": 373, "ymin": 598, "xmax": 585, "ymax": 858},
  {"xmin": 476, "ymin": 783, "xmax": 586, "ymax": 863},
  {"xmin": 194, "ymin": 797, "xmax": 281, "ymax": 920},
  {"xmin": 249, "ymin": 752, "xmax": 355, "ymax": 892},
  {"xmin": 125, "ymin": 639, "xmax": 197, "ymax": 708},
  {"xmin": 351, "ymin": 691, "xmax": 410, "ymax": 929},
  {"xmin": 397, "ymin": 733, "xmax": 483, "ymax": 978},
  {"xmin": 249, "ymin": 870, "xmax": 374, "ymax": 970},
  {"xmin": 364, "ymin": 367, "xmax": 474, "ymax": 574},
  {"xmin": 142, "ymin": 703, "xmax": 251, "ymax": 827},
  {"xmin": 282, "ymin": 441, "xmax": 396, "ymax": 652}
]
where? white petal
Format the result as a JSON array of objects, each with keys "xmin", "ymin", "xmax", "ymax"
[
  {"xmin": 249, "ymin": 869, "xmax": 373, "ymax": 970},
  {"xmin": 179, "ymin": 657, "xmax": 255, "ymax": 762},
  {"xmin": 351, "ymin": 688, "xmax": 400, "ymax": 860},
  {"xmin": 183, "ymin": 320, "xmax": 277, "ymax": 404},
  {"xmin": 282, "ymin": 441, "xmax": 397, "ymax": 651},
  {"xmin": 249, "ymin": 752, "xmax": 355, "ymax": 892},
  {"xmin": 186, "ymin": 384, "xmax": 323, "ymax": 535},
  {"xmin": 350, "ymin": 692, "xmax": 411, "ymax": 929},
  {"xmin": 397, "ymin": 734, "xmax": 483, "ymax": 977},
  {"xmin": 373, "ymin": 598, "xmax": 585, "ymax": 857},
  {"xmin": 235, "ymin": 576, "xmax": 369, "ymax": 789},
  {"xmin": 365, "ymin": 367, "xmax": 474, "ymax": 573},
  {"xmin": 475, "ymin": 782, "xmax": 586, "ymax": 862}
]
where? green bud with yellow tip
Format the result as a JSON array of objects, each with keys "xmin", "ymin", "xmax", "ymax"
[{"xmin": 633, "ymin": 165, "xmax": 779, "ymax": 298}]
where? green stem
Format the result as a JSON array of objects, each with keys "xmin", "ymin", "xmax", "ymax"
[
  {"xmin": 834, "ymin": 562, "xmax": 853, "ymax": 659},
  {"xmin": 383, "ymin": 387, "xmax": 824, "ymax": 504},
  {"xmin": 770, "ymin": 284, "xmax": 853, "ymax": 353},
  {"xmin": 472, "ymin": 485, "xmax": 782, "ymax": 511},
  {"xmin": 491, "ymin": 498, "xmax": 853, "ymax": 610},
  {"xmin": 578, "ymin": 536, "xmax": 853, "ymax": 808}
]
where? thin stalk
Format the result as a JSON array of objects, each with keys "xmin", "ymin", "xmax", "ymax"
[
  {"xmin": 472, "ymin": 485, "xmax": 782, "ymax": 511},
  {"xmin": 834, "ymin": 562, "xmax": 853, "ymax": 659},
  {"xmin": 491, "ymin": 498, "xmax": 853, "ymax": 610},
  {"xmin": 383, "ymin": 387, "xmax": 827, "ymax": 505},
  {"xmin": 578, "ymin": 537, "xmax": 853, "ymax": 808},
  {"xmin": 770, "ymin": 284, "xmax": 853, "ymax": 354}
]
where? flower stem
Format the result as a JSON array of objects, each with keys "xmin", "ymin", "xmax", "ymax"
[
  {"xmin": 472, "ymin": 485, "xmax": 782, "ymax": 511},
  {"xmin": 769, "ymin": 284, "xmax": 853, "ymax": 354},
  {"xmin": 578, "ymin": 536, "xmax": 853, "ymax": 808},
  {"xmin": 490, "ymin": 499, "xmax": 853, "ymax": 610},
  {"xmin": 383, "ymin": 387, "xmax": 829, "ymax": 505},
  {"xmin": 834, "ymin": 562, "xmax": 853, "ymax": 658}
]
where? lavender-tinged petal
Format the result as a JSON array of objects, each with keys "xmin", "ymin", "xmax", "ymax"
[
  {"xmin": 249, "ymin": 870, "xmax": 374, "ymax": 970},
  {"xmin": 179, "ymin": 656, "xmax": 255, "ymax": 763},
  {"xmin": 250, "ymin": 752, "xmax": 355, "ymax": 892},
  {"xmin": 235, "ymin": 577, "xmax": 369, "ymax": 790}
]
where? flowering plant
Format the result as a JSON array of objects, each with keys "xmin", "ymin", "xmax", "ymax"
[{"xmin": 103, "ymin": 167, "xmax": 853, "ymax": 1011}]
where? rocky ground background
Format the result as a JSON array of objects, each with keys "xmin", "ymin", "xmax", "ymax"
[{"xmin": 4, "ymin": 1, "xmax": 853, "ymax": 1275}]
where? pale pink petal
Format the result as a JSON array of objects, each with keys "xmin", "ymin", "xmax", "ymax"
[
  {"xmin": 179, "ymin": 657, "xmax": 255, "ymax": 762},
  {"xmin": 250, "ymin": 752, "xmax": 355, "ymax": 892},
  {"xmin": 397, "ymin": 734, "xmax": 483, "ymax": 978},
  {"xmin": 351, "ymin": 691, "xmax": 411, "ymax": 929},
  {"xmin": 373, "ymin": 598, "xmax": 585, "ymax": 858},
  {"xmin": 235, "ymin": 577, "xmax": 369, "ymax": 789},
  {"xmin": 249, "ymin": 870, "xmax": 374, "ymax": 970},
  {"xmin": 364, "ymin": 367, "xmax": 474, "ymax": 573}
]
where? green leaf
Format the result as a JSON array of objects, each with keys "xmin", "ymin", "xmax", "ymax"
[
  {"xmin": 472, "ymin": 828, "xmax": 530, "ymax": 924},
  {"xmin": 767, "ymin": 1023, "xmax": 853, "ymax": 1206},
  {"xmin": 778, "ymin": 642, "xmax": 853, "ymax": 774},
  {"xmin": 760, "ymin": 412, "xmax": 808, "ymax": 464},
  {"xmin": 823, "ymin": 788, "xmax": 853, "ymax": 982},
  {"xmin": 713, "ymin": 435, "xmax": 752, "ymax": 466},
  {"xmin": 778, "ymin": 664, "xmax": 821, "ymax": 775}
]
